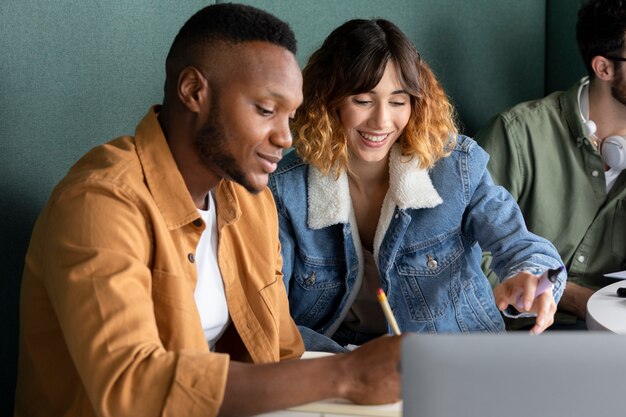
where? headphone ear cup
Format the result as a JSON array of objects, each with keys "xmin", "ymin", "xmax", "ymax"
[
  {"xmin": 601, "ymin": 135, "xmax": 626, "ymax": 171},
  {"xmin": 583, "ymin": 119, "xmax": 597, "ymax": 137}
]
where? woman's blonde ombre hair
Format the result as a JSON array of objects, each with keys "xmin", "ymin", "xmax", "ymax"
[{"xmin": 292, "ymin": 19, "xmax": 457, "ymax": 176}]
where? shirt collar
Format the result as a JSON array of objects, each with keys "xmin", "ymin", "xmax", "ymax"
[
  {"xmin": 135, "ymin": 106, "xmax": 241, "ymax": 231},
  {"xmin": 563, "ymin": 77, "xmax": 592, "ymax": 148},
  {"xmin": 135, "ymin": 106, "xmax": 200, "ymax": 230}
]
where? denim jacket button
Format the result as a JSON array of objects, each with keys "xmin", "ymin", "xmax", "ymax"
[
  {"xmin": 305, "ymin": 272, "xmax": 316, "ymax": 286},
  {"xmin": 427, "ymin": 255, "xmax": 438, "ymax": 270}
]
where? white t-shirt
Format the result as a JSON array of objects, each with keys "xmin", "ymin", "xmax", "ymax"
[{"xmin": 194, "ymin": 191, "xmax": 230, "ymax": 349}]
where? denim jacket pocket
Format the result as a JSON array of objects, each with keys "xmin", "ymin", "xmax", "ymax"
[
  {"xmin": 289, "ymin": 251, "xmax": 346, "ymax": 328},
  {"xmin": 395, "ymin": 230, "xmax": 464, "ymax": 321},
  {"xmin": 459, "ymin": 277, "xmax": 504, "ymax": 332}
]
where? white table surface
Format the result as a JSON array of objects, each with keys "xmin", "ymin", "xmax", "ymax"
[
  {"xmin": 255, "ymin": 400, "xmax": 401, "ymax": 417},
  {"xmin": 586, "ymin": 280, "xmax": 626, "ymax": 333}
]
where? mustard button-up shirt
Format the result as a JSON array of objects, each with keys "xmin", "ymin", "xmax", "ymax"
[{"xmin": 15, "ymin": 107, "xmax": 303, "ymax": 417}]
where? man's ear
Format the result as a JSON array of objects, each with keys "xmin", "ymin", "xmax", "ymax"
[
  {"xmin": 177, "ymin": 66, "xmax": 209, "ymax": 113},
  {"xmin": 591, "ymin": 55, "xmax": 615, "ymax": 81}
]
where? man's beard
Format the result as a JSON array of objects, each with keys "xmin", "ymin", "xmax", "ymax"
[
  {"xmin": 194, "ymin": 103, "xmax": 259, "ymax": 194},
  {"xmin": 611, "ymin": 65, "xmax": 626, "ymax": 107}
]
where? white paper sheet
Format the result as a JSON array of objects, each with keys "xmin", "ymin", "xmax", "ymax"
[{"xmin": 603, "ymin": 270, "xmax": 626, "ymax": 279}]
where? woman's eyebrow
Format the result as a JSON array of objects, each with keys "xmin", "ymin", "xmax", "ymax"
[{"xmin": 366, "ymin": 89, "xmax": 408, "ymax": 95}]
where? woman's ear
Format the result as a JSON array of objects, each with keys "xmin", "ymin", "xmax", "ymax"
[{"xmin": 177, "ymin": 66, "xmax": 209, "ymax": 113}]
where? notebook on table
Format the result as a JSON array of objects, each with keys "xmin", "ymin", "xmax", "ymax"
[{"xmin": 402, "ymin": 332, "xmax": 626, "ymax": 417}]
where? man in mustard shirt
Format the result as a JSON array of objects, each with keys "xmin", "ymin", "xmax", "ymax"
[{"xmin": 14, "ymin": 4, "xmax": 401, "ymax": 416}]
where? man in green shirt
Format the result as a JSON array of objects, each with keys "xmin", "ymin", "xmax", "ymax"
[{"xmin": 475, "ymin": 0, "xmax": 626, "ymax": 329}]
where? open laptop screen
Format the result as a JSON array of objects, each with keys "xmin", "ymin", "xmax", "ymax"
[{"xmin": 402, "ymin": 333, "xmax": 626, "ymax": 417}]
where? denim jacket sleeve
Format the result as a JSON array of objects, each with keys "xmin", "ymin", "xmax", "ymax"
[{"xmin": 460, "ymin": 140, "xmax": 566, "ymax": 304}]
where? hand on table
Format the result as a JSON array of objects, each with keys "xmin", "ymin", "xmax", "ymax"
[{"xmin": 341, "ymin": 335, "xmax": 402, "ymax": 405}]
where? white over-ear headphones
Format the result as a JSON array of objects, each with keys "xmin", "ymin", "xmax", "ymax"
[
  {"xmin": 577, "ymin": 76, "xmax": 626, "ymax": 171},
  {"xmin": 602, "ymin": 136, "xmax": 626, "ymax": 171}
]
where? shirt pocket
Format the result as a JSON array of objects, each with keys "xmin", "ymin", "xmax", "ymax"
[
  {"xmin": 395, "ymin": 230, "xmax": 464, "ymax": 321},
  {"xmin": 611, "ymin": 199, "xmax": 626, "ymax": 258},
  {"xmin": 289, "ymin": 251, "xmax": 346, "ymax": 328}
]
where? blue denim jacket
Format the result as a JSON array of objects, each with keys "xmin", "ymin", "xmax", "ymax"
[{"xmin": 269, "ymin": 136, "xmax": 565, "ymax": 350}]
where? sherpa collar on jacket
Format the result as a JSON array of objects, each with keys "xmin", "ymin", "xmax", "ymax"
[{"xmin": 307, "ymin": 144, "xmax": 443, "ymax": 231}]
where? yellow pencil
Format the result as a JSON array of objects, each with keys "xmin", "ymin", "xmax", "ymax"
[{"xmin": 376, "ymin": 288, "xmax": 402, "ymax": 335}]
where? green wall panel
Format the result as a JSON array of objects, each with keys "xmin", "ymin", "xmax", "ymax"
[{"xmin": 546, "ymin": 0, "xmax": 587, "ymax": 93}]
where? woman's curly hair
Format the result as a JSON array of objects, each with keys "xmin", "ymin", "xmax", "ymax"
[{"xmin": 292, "ymin": 18, "xmax": 457, "ymax": 177}]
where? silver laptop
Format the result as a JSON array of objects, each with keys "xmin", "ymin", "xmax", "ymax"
[{"xmin": 402, "ymin": 333, "xmax": 626, "ymax": 417}]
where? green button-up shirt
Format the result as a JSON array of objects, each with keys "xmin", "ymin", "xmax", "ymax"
[{"xmin": 475, "ymin": 78, "xmax": 626, "ymax": 291}]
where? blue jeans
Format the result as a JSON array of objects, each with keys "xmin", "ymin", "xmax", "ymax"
[{"xmin": 298, "ymin": 326, "xmax": 348, "ymax": 353}]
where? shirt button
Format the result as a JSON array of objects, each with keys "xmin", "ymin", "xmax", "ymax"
[
  {"xmin": 394, "ymin": 213, "xmax": 399, "ymax": 219},
  {"xmin": 577, "ymin": 255, "xmax": 585, "ymax": 263},
  {"xmin": 188, "ymin": 253, "xmax": 195, "ymax": 263},
  {"xmin": 591, "ymin": 170, "xmax": 599, "ymax": 177},
  {"xmin": 192, "ymin": 218, "xmax": 203, "ymax": 227}
]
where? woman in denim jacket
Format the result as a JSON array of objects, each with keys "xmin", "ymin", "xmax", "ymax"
[{"xmin": 268, "ymin": 18, "xmax": 566, "ymax": 352}]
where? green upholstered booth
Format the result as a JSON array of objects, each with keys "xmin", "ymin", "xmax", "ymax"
[{"xmin": 0, "ymin": 0, "xmax": 586, "ymax": 413}]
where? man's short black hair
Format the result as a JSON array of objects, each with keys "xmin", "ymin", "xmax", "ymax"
[
  {"xmin": 166, "ymin": 2, "xmax": 297, "ymax": 70},
  {"xmin": 577, "ymin": 0, "xmax": 626, "ymax": 76}
]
